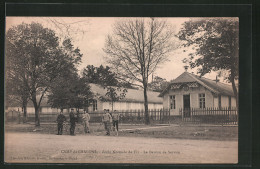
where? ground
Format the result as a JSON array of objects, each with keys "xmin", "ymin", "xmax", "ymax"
[
  {"xmin": 5, "ymin": 132, "xmax": 238, "ymax": 164},
  {"xmin": 5, "ymin": 122, "xmax": 238, "ymax": 141},
  {"xmin": 4, "ymin": 123, "xmax": 238, "ymax": 163}
]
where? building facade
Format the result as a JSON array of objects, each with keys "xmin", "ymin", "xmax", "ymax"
[
  {"xmin": 6, "ymin": 83, "xmax": 163, "ymax": 115},
  {"xmin": 87, "ymin": 83, "xmax": 163, "ymax": 112},
  {"xmin": 159, "ymin": 72, "xmax": 237, "ymax": 116}
]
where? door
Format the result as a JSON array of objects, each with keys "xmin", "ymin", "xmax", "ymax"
[{"xmin": 183, "ymin": 95, "xmax": 190, "ymax": 117}]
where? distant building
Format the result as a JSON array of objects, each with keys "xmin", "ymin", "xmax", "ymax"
[
  {"xmin": 87, "ymin": 83, "xmax": 163, "ymax": 112},
  {"xmin": 5, "ymin": 83, "xmax": 163, "ymax": 114},
  {"xmin": 159, "ymin": 72, "xmax": 237, "ymax": 116}
]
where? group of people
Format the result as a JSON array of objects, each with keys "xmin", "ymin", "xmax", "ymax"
[
  {"xmin": 102, "ymin": 109, "xmax": 119, "ymax": 136},
  {"xmin": 56, "ymin": 108, "xmax": 119, "ymax": 136}
]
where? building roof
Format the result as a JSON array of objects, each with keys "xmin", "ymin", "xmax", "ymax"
[
  {"xmin": 6, "ymin": 84, "xmax": 163, "ymax": 108},
  {"xmin": 89, "ymin": 83, "xmax": 163, "ymax": 104},
  {"xmin": 159, "ymin": 72, "xmax": 235, "ymax": 97}
]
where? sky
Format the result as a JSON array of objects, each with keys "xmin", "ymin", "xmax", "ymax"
[{"xmin": 6, "ymin": 17, "xmax": 226, "ymax": 83}]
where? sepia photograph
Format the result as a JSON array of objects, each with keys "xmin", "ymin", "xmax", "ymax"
[{"xmin": 4, "ymin": 16, "xmax": 239, "ymax": 164}]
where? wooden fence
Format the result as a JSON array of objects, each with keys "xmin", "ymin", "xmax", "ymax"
[
  {"xmin": 179, "ymin": 107, "xmax": 238, "ymax": 125},
  {"xmin": 7, "ymin": 109, "xmax": 170, "ymax": 124},
  {"xmin": 88, "ymin": 109, "xmax": 170, "ymax": 124}
]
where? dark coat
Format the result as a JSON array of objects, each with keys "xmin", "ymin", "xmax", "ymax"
[
  {"xmin": 57, "ymin": 114, "xmax": 66, "ymax": 124},
  {"xmin": 69, "ymin": 112, "xmax": 77, "ymax": 124}
]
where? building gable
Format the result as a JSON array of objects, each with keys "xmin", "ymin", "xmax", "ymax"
[{"xmin": 159, "ymin": 72, "xmax": 235, "ymax": 97}]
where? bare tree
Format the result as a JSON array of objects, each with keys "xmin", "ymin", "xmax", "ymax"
[
  {"xmin": 42, "ymin": 17, "xmax": 90, "ymax": 41},
  {"xmin": 103, "ymin": 18, "xmax": 175, "ymax": 124}
]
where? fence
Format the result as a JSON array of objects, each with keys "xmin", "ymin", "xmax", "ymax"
[
  {"xmin": 6, "ymin": 109, "xmax": 170, "ymax": 124},
  {"xmin": 179, "ymin": 107, "xmax": 238, "ymax": 125},
  {"xmin": 88, "ymin": 109, "xmax": 170, "ymax": 124}
]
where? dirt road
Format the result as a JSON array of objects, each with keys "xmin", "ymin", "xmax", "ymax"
[{"xmin": 5, "ymin": 132, "xmax": 238, "ymax": 164}]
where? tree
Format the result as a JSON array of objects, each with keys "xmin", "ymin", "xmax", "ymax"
[
  {"xmin": 5, "ymin": 46, "xmax": 30, "ymax": 122},
  {"xmin": 67, "ymin": 78, "xmax": 93, "ymax": 112},
  {"xmin": 82, "ymin": 65, "xmax": 119, "ymax": 86},
  {"xmin": 5, "ymin": 22, "xmax": 82, "ymax": 126},
  {"xmin": 177, "ymin": 18, "xmax": 239, "ymax": 107},
  {"xmin": 48, "ymin": 65, "xmax": 93, "ymax": 113},
  {"xmin": 82, "ymin": 65, "xmax": 135, "ymax": 88},
  {"xmin": 148, "ymin": 76, "xmax": 169, "ymax": 92},
  {"xmin": 100, "ymin": 87, "xmax": 127, "ymax": 111},
  {"xmin": 5, "ymin": 75, "xmax": 30, "ymax": 123},
  {"xmin": 103, "ymin": 18, "xmax": 175, "ymax": 124}
]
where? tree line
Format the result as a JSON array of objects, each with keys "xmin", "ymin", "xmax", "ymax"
[{"xmin": 6, "ymin": 18, "xmax": 239, "ymax": 126}]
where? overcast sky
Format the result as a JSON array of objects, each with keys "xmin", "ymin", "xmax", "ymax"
[{"xmin": 6, "ymin": 17, "xmax": 224, "ymax": 83}]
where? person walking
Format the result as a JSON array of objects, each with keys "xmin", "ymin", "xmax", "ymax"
[
  {"xmin": 112, "ymin": 110, "xmax": 119, "ymax": 136},
  {"xmin": 56, "ymin": 110, "xmax": 66, "ymax": 135},
  {"xmin": 82, "ymin": 110, "xmax": 91, "ymax": 133},
  {"xmin": 69, "ymin": 108, "xmax": 77, "ymax": 136},
  {"xmin": 102, "ymin": 109, "xmax": 112, "ymax": 136}
]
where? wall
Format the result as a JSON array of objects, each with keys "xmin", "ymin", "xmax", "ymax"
[
  {"xmin": 164, "ymin": 84, "xmax": 215, "ymax": 115},
  {"xmin": 41, "ymin": 107, "xmax": 59, "ymax": 114},
  {"xmin": 87, "ymin": 99, "xmax": 103, "ymax": 113},
  {"xmin": 221, "ymin": 95, "xmax": 229, "ymax": 107},
  {"xmin": 213, "ymin": 96, "xmax": 218, "ymax": 108},
  {"xmin": 163, "ymin": 93, "xmax": 169, "ymax": 109},
  {"xmin": 102, "ymin": 101, "xmax": 162, "ymax": 111},
  {"xmin": 27, "ymin": 107, "xmax": 35, "ymax": 114},
  {"xmin": 231, "ymin": 97, "xmax": 237, "ymax": 107}
]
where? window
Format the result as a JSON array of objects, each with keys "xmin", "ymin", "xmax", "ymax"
[
  {"xmin": 93, "ymin": 100, "xmax": 97, "ymax": 111},
  {"xmin": 170, "ymin": 95, "xmax": 176, "ymax": 109},
  {"xmin": 218, "ymin": 95, "xmax": 222, "ymax": 108},
  {"xmin": 228, "ymin": 96, "xmax": 231, "ymax": 108},
  {"xmin": 199, "ymin": 93, "xmax": 205, "ymax": 108}
]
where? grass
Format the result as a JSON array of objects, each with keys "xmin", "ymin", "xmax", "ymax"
[{"xmin": 5, "ymin": 122, "xmax": 238, "ymax": 141}]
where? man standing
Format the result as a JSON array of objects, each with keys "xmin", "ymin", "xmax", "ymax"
[
  {"xmin": 18, "ymin": 108, "xmax": 21, "ymax": 124},
  {"xmin": 82, "ymin": 110, "xmax": 91, "ymax": 133},
  {"xmin": 69, "ymin": 108, "xmax": 77, "ymax": 136},
  {"xmin": 56, "ymin": 110, "xmax": 66, "ymax": 135},
  {"xmin": 102, "ymin": 109, "xmax": 112, "ymax": 136},
  {"xmin": 112, "ymin": 110, "xmax": 119, "ymax": 136}
]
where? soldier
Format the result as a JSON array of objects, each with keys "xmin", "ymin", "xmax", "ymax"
[
  {"xmin": 102, "ymin": 109, "xmax": 112, "ymax": 136},
  {"xmin": 112, "ymin": 110, "xmax": 119, "ymax": 136},
  {"xmin": 18, "ymin": 108, "xmax": 21, "ymax": 124},
  {"xmin": 82, "ymin": 110, "xmax": 91, "ymax": 133},
  {"xmin": 56, "ymin": 110, "xmax": 66, "ymax": 135},
  {"xmin": 69, "ymin": 108, "xmax": 77, "ymax": 136}
]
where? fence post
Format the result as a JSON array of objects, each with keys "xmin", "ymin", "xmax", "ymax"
[
  {"xmin": 228, "ymin": 107, "xmax": 230, "ymax": 124},
  {"xmin": 180, "ymin": 108, "xmax": 183, "ymax": 122},
  {"xmin": 154, "ymin": 109, "xmax": 158, "ymax": 122},
  {"xmin": 224, "ymin": 107, "xmax": 226, "ymax": 125},
  {"xmin": 168, "ymin": 108, "xmax": 170, "ymax": 124},
  {"xmin": 206, "ymin": 107, "xmax": 209, "ymax": 124},
  {"xmin": 236, "ymin": 107, "xmax": 238, "ymax": 125},
  {"xmin": 159, "ymin": 109, "xmax": 160, "ymax": 123},
  {"xmin": 190, "ymin": 108, "xmax": 193, "ymax": 122}
]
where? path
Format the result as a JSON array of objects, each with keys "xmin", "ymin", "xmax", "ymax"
[{"xmin": 5, "ymin": 132, "xmax": 238, "ymax": 164}]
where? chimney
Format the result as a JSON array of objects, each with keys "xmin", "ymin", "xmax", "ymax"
[
  {"xmin": 184, "ymin": 65, "xmax": 189, "ymax": 72},
  {"xmin": 215, "ymin": 76, "xmax": 219, "ymax": 83}
]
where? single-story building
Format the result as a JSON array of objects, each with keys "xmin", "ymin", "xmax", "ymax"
[
  {"xmin": 5, "ymin": 83, "xmax": 163, "ymax": 115},
  {"xmin": 87, "ymin": 83, "xmax": 163, "ymax": 112},
  {"xmin": 159, "ymin": 71, "xmax": 237, "ymax": 116}
]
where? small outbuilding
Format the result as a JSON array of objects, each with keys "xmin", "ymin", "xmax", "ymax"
[{"xmin": 159, "ymin": 71, "xmax": 237, "ymax": 116}]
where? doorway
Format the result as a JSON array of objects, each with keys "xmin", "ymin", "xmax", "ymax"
[{"xmin": 183, "ymin": 94, "xmax": 190, "ymax": 117}]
